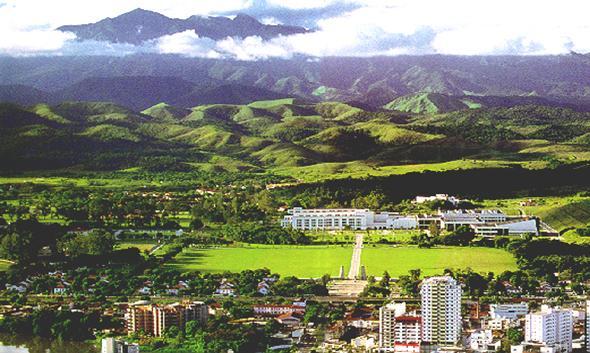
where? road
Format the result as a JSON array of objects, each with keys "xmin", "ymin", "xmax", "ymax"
[{"xmin": 347, "ymin": 233, "xmax": 364, "ymax": 279}]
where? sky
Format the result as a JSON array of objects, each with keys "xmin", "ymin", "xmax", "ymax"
[{"xmin": 1, "ymin": 0, "xmax": 590, "ymax": 59}]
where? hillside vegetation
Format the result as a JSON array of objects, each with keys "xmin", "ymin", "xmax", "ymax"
[{"xmin": 3, "ymin": 99, "xmax": 590, "ymax": 178}]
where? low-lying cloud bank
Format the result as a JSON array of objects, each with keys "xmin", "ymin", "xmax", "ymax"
[{"xmin": 1, "ymin": 0, "xmax": 590, "ymax": 58}]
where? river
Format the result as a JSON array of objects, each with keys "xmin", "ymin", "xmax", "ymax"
[{"xmin": 0, "ymin": 334, "xmax": 98, "ymax": 353}]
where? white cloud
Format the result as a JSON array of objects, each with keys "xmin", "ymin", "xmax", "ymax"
[
  {"xmin": 156, "ymin": 30, "xmax": 221, "ymax": 58},
  {"xmin": 1, "ymin": 0, "xmax": 590, "ymax": 57},
  {"xmin": 266, "ymin": 0, "xmax": 351, "ymax": 10},
  {"xmin": 0, "ymin": 29, "xmax": 75, "ymax": 56},
  {"xmin": 260, "ymin": 17, "xmax": 283, "ymax": 25},
  {"xmin": 216, "ymin": 36, "xmax": 291, "ymax": 60}
]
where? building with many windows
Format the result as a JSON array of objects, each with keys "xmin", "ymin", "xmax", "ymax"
[
  {"xmin": 379, "ymin": 302, "xmax": 421, "ymax": 353},
  {"xmin": 472, "ymin": 219, "xmax": 538, "ymax": 237},
  {"xmin": 420, "ymin": 276, "xmax": 462, "ymax": 345},
  {"xmin": 126, "ymin": 301, "xmax": 208, "ymax": 337},
  {"xmin": 490, "ymin": 303, "xmax": 529, "ymax": 320},
  {"xmin": 524, "ymin": 305, "xmax": 573, "ymax": 353},
  {"xmin": 281, "ymin": 207, "xmax": 538, "ymax": 236},
  {"xmin": 281, "ymin": 207, "xmax": 417, "ymax": 231},
  {"xmin": 586, "ymin": 300, "xmax": 590, "ymax": 353}
]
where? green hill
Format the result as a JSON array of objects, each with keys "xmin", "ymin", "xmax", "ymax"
[
  {"xmin": 384, "ymin": 93, "xmax": 469, "ymax": 114},
  {"xmin": 3, "ymin": 99, "xmax": 590, "ymax": 174},
  {"xmin": 142, "ymin": 103, "xmax": 190, "ymax": 122}
]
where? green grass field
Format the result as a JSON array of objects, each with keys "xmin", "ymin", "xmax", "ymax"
[
  {"xmin": 116, "ymin": 241, "xmax": 157, "ymax": 253},
  {"xmin": 167, "ymin": 244, "xmax": 516, "ymax": 278},
  {"xmin": 362, "ymin": 246, "xmax": 517, "ymax": 277},
  {"xmin": 168, "ymin": 245, "xmax": 352, "ymax": 278},
  {"xmin": 561, "ymin": 230, "xmax": 590, "ymax": 244},
  {"xmin": 271, "ymin": 159, "xmax": 519, "ymax": 182}
]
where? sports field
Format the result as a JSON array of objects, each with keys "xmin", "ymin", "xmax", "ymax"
[
  {"xmin": 362, "ymin": 246, "xmax": 517, "ymax": 276},
  {"xmin": 167, "ymin": 244, "xmax": 517, "ymax": 278},
  {"xmin": 168, "ymin": 245, "xmax": 353, "ymax": 278}
]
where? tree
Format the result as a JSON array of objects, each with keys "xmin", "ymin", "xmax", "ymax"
[
  {"xmin": 428, "ymin": 222, "xmax": 440, "ymax": 237},
  {"xmin": 190, "ymin": 218, "xmax": 204, "ymax": 231},
  {"xmin": 379, "ymin": 271, "xmax": 391, "ymax": 288},
  {"xmin": 506, "ymin": 328, "xmax": 523, "ymax": 344},
  {"xmin": 60, "ymin": 229, "xmax": 115, "ymax": 257},
  {"xmin": 0, "ymin": 231, "xmax": 33, "ymax": 264}
]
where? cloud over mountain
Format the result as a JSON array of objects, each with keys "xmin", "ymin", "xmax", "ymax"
[{"xmin": 1, "ymin": 0, "xmax": 590, "ymax": 58}]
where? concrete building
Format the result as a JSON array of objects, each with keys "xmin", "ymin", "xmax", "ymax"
[
  {"xmin": 469, "ymin": 330, "xmax": 501, "ymax": 352},
  {"xmin": 281, "ymin": 207, "xmax": 417, "ymax": 231},
  {"xmin": 420, "ymin": 276, "xmax": 462, "ymax": 345},
  {"xmin": 472, "ymin": 219, "xmax": 538, "ymax": 237},
  {"xmin": 490, "ymin": 303, "xmax": 529, "ymax": 320},
  {"xmin": 525, "ymin": 305, "xmax": 573, "ymax": 353},
  {"xmin": 102, "ymin": 338, "xmax": 140, "ymax": 353},
  {"xmin": 126, "ymin": 301, "xmax": 208, "ymax": 337},
  {"xmin": 281, "ymin": 207, "xmax": 538, "ymax": 236},
  {"xmin": 379, "ymin": 302, "xmax": 421, "ymax": 353},
  {"xmin": 586, "ymin": 300, "xmax": 590, "ymax": 353}
]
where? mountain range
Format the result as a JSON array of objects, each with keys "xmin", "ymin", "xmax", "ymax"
[
  {"xmin": 2, "ymin": 54, "xmax": 590, "ymax": 110},
  {"xmin": 57, "ymin": 8, "xmax": 309, "ymax": 44}
]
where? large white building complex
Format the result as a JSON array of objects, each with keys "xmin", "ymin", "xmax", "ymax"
[
  {"xmin": 379, "ymin": 302, "xmax": 422, "ymax": 353},
  {"xmin": 281, "ymin": 207, "xmax": 538, "ymax": 235},
  {"xmin": 524, "ymin": 305, "xmax": 573, "ymax": 353},
  {"xmin": 420, "ymin": 276, "xmax": 462, "ymax": 345},
  {"xmin": 281, "ymin": 207, "xmax": 417, "ymax": 231}
]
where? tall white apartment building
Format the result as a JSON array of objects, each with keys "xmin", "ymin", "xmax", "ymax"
[
  {"xmin": 524, "ymin": 305, "xmax": 573, "ymax": 353},
  {"xmin": 379, "ymin": 302, "xmax": 421, "ymax": 353},
  {"xmin": 490, "ymin": 303, "xmax": 529, "ymax": 320},
  {"xmin": 420, "ymin": 276, "xmax": 462, "ymax": 345},
  {"xmin": 281, "ymin": 207, "xmax": 417, "ymax": 231}
]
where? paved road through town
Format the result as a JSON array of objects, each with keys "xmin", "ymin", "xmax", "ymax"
[{"xmin": 347, "ymin": 233, "xmax": 364, "ymax": 279}]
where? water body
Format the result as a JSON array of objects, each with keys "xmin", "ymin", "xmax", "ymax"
[{"xmin": 0, "ymin": 334, "xmax": 98, "ymax": 353}]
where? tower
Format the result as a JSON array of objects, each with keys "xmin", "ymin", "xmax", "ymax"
[{"xmin": 420, "ymin": 276, "xmax": 462, "ymax": 345}]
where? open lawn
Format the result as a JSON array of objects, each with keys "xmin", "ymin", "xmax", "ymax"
[
  {"xmin": 362, "ymin": 246, "xmax": 517, "ymax": 277},
  {"xmin": 561, "ymin": 229, "xmax": 590, "ymax": 244},
  {"xmin": 271, "ymin": 159, "xmax": 522, "ymax": 182},
  {"xmin": 116, "ymin": 241, "xmax": 157, "ymax": 253},
  {"xmin": 167, "ymin": 245, "xmax": 352, "ymax": 278},
  {"xmin": 167, "ymin": 244, "xmax": 516, "ymax": 278}
]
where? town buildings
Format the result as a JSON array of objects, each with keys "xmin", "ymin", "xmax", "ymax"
[
  {"xmin": 126, "ymin": 301, "xmax": 208, "ymax": 337},
  {"xmin": 468, "ymin": 330, "xmax": 501, "ymax": 352},
  {"xmin": 101, "ymin": 337, "xmax": 140, "ymax": 353},
  {"xmin": 420, "ymin": 276, "xmax": 462, "ymax": 345},
  {"xmin": 253, "ymin": 304, "xmax": 306, "ymax": 317},
  {"xmin": 524, "ymin": 305, "xmax": 573, "ymax": 353},
  {"xmin": 586, "ymin": 300, "xmax": 589, "ymax": 353},
  {"xmin": 379, "ymin": 302, "xmax": 422, "ymax": 352}
]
